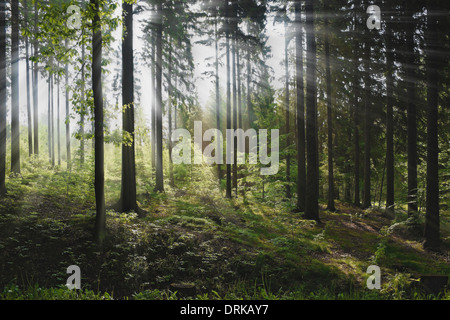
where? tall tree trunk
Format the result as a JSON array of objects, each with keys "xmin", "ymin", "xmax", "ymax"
[
  {"xmin": 151, "ymin": 29, "xmax": 156, "ymax": 178},
  {"xmin": 48, "ymin": 77, "xmax": 51, "ymax": 163},
  {"xmin": 232, "ymin": 29, "xmax": 238, "ymax": 196},
  {"xmin": 385, "ymin": 5, "xmax": 395, "ymax": 218},
  {"xmin": 304, "ymin": 0, "xmax": 319, "ymax": 221},
  {"xmin": 215, "ymin": 14, "xmax": 222, "ymax": 180},
  {"xmin": 225, "ymin": 0, "xmax": 232, "ymax": 199},
  {"xmin": 168, "ymin": 42, "xmax": 174, "ymax": 187},
  {"xmin": 154, "ymin": 2, "xmax": 164, "ymax": 193},
  {"xmin": 120, "ymin": 1, "xmax": 138, "ymax": 211},
  {"xmin": 80, "ymin": 43, "xmax": 85, "ymax": 165},
  {"xmin": 11, "ymin": 0, "xmax": 20, "ymax": 174},
  {"xmin": 324, "ymin": 9, "xmax": 335, "ymax": 212},
  {"xmin": 352, "ymin": 5, "xmax": 360, "ymax": 207},
  {"xmin": 0, "ymin": 0, "xmax": 6, "ymax": 194},
  {"xmin": 406, "ymin": 3, "xmax": 417, "ymax": 217},
  {"xmin": 295, "ymin": 0, "xmax": 305, "ymax": 212},
  {"xmin": 246, "ymin": 48, "xmax": 253, "ymax": 130},
  {"xmin": 284, "ymin": 18, "xmax": 291, "ymax": 199},
  {"xmin": 51, "ymin": 74, "xmax": 55, "ymax": 167},
  {"xmin": 65, "ymin": 39, "xmax": 71, "ymax": 170},
  {"xmin": 423, "ymin": 0, "xmax": 440, "ymax": 250},
  {"xmin": 92, "ymin": 0, "xmax": 106, "ymax": 244},
  {"xmin": 33, "ymin": 0, "xmax": 39, "ymax": 155},
  {"xmin": 57, "ymin": 70, "xmax": 61, "ymax": 166},
  {"xmin": 362, "ymin": 20, "xmax": 372, "ymax": 209},
  {"xmin": 25, "ymin": 0, "xmax": 33, "ymax": 156}
]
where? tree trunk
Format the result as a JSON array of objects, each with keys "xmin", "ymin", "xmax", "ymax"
[
  {"xmin": 80, "ymin": 43, "xmax": 85, "ymax": 165},
  {"xmin": 25, "ymin": 0, "xmax": 33, "ymax": 156},
  {"xmin": 284, "ymin": 18, "xmax": 291, "ymax": 199},
  {"xmin": 120, "ymin": 1, "xmax": 138, "ymax": 211},
  {"xmin": 295, "ymin": 0, "xmax": 305, "ymax": 212},
  {"xmin": 232, "ymin": 29, "xmax": 238, "ymax": 196},
  {"xmin": 33, "ymin": 0, "xmax": 39, "ymax": 155},
  {"xmin": 154, "ymin": 2, "xmax": 164, "ymax": 193},
  {"xmin": 304, "ymin": 0, "xmax": 319, "ymax": 221},
  {"xmin": 57, "ymin": 70, "xmax": 61, "ymax": 166},
  {"xmin": 0, "ymin": 0, "xmax": 6, "ymax": 194},
  {"xmin": 406, "ymin": 3, "xmax": 418, "ymax": 217},
  {"xmin": 168, "ymin": 42, "xmax": 174, "ymax": 187},
  {"xmin": 324, "ymin": 9, "xmax": 335, "ymax": 212},
  {"xmin": 225, "ymin": 1, "xmax": 232, "ymax": 199},
  {"xmin": 51, "ymin": 75, "xmax": 55, "ymax": 168},
  {"xmin": 385, "ymin": 5, "xmax": 395, "ymax": 218},
  {"xmin": 362, "ymin": 21, "xmax": 371, "ymax": 209},
  {"xmin": 423, "ymin": 0, "xmax": 440, "ymax": 250},
  {"xmin": 11, "ymin": 0, "xmax": 20, "ymax": 174},
  {"xmin": 151, "ymin": 29, "xmax": 156, "ymax": 178},
  {"xmin": 92, "ymin": 0, "xmax": 106, "ymax": 245},
  {"xmin": 352, "ymin": 5, "xmax": 360, "ymax": 207},
  {"xmin": 65, "ymin": 39, "xmax": 71, "ymax": 170},
  {"xmin": 215, "ymin": 15, "xmax": 222, "ymax": 180}
]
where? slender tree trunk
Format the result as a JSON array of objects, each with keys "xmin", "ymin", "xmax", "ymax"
[
  {"xmin": 65, "ymin": 39, "xmax": 71, "ymax": 169},
  {"xmin": 362, "ymin": 22, "xmax": 372, "ymax": 209},
  {"xmin": 92, "ymin": 0, "xmax": 106, "ymax": 244},
  {"xmin": 385, "ymin": 6, "xmax": 395, "ymax": 218},
  {"xmin": 33, "ymin": 0, "xmax": 39, "ymax": 155},
  {"xmin": 406, "ymin": 3, "xmax": 418, "ymax": 217},
  {"xmin": 352, "ymin": 6, "xmax": 360, "ymax": 207},
  {"xmin": 80, "ymin": 43, "xmax": 85, "ymax": 165},
  {"xmin": 324, "ymin": 10, "xmax": 335, "ymax": 212},
  {"xmin": 232, "ymin": 30, "xmax": 238, "ymax": 196},
  {"xmin": 25, "ymin": 0, "xmax": 33, "ymax": 156},
  {"xmin": 151, "ymin": 29, "xmax": 156, "ymax": 178},
  {"xmin": 246, "ymin": 48, "xmax": 253, "ymax": 130},
  {"xmin": 120, "ymin": 1, "xmax": 138, "ymax": 211},
  {"xmin": 304, "ymin": 0, "xmax": 319, "ymax": 221},
  {"xmin": 225, "ymin": 1, "xmax": 232, "ymax": 199},
  {"xmin": 284, "ymin": 19, "xmax": 291, "ymax": 199},
  {"xmin": 154, "ymin": 2, "xmax": 164, "ymax": 193},
  {"xmin": 48, "ymin": 78, "xmax": 51, "ymax": 163},
  {"xmin": 295, "ymin": 0, "xmax": 305, "ymax": 212},
  {"xmin": 0, "ymin": 0, "xmax": 6, "ymax": 194},
  {"xmin": 168, "ymin": 42, "xmax": 174, "ymax": 187},
  {"xmin": 11, "ymin": 0, "xmax": 20, "ymax": 174},
  {"xmin": 215, "ymin": 14, "xmax": 222, "ymax": 180},
  {"xmin": 51, "ymin": 75, "xmax": 55, "ymax": 168},
  {"xmin": 57, "ymin": 70, "xmax": 61, "ymax": 166},
  {"xmin": 423, "ymin": 0, "xmax": 440, "ymax": 250}
]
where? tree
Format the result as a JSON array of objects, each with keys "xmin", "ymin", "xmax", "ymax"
[
  {"xmin": 352, "ymin": 4, "xmax": 361, "ymax": 207},
  {"xmin": 0, "ymin": 0, "xmax": 6, "ymax": 194},
  {"xmin": 92, "ymin": 0, "xmax": 106, "ymax": 244},
  {"xmin": 384, "ymin": 2, "xmax": 395, "ymax": 218},
  {"xmin": 304, "ymin": 0, "xmax": 319, "ymax": 221},
  {"xmin": 225, "ymin": 0, "xmax": 232, "ymax": 199},
  {"xmin": 119, "ymin": 1, "xmax": 139, "ymax": 212},
  {"xmin": 154, "ymin": 1, "xmax": 164, "ymax": 193},
  {"xmin": 405, "ymin": 2, "xmax": 418, "ymax": 217},
  {"xmin": 423, "ymin": 0, "xmax": 440, "ymax": 250},
  {"xmin": 25, "ymin": 0, "xmax": 33, "ymax": 156},
  {"xmin": 33, "ymin": 0, "xmax": 39, "ymax": 155},
  {"xmin": 324, "ymin": 3, "xmax": 335, "ymax": 212},
  {"xmin": 295, "ymin": 0, "xmax": 305, "ymax": 212},
  {"xmin": 65, "ymin": 39, "xmax": 71, "ymax": 169},
  {"xmin": 11, "ymin": 0, "xmax": 20, "ymax": 174}
]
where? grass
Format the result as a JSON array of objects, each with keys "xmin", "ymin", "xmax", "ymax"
[{"xmin": 0, "ymin": 157, "xmax": 449, "ymax": 300}]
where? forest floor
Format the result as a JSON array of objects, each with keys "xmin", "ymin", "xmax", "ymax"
[{"xmin": 0, "ymin": 159, "xmax": 449, "ymax": 300}]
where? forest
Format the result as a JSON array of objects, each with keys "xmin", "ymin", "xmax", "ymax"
[{"xmin": 0, "ymin": 0, "xmax": 449, "ymax": 302}]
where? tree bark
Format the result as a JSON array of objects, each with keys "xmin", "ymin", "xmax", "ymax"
[
  {"xmin": 304, "ymin": 0, "xmax": 319, "ymax": 221},
  {"xmin": 423, "ymin": 0, "xmax": 440, "ymax": 250},
  {"xmin": 295, "ymin": 0, "xmax": 305, "ymax": 212},
  {"xmin": 120, "ymin": 1, "xmax": 138, "ymax": 211},
  {"xmin": 154, "ymin": 2, "xmax": 164, "ymax": 193},
  {"xmin": 92, "ymin": 0, "xmax": 106, "ymax": 244},
  {"xmin": 11, "ymin": 0, "xmax": 20, "ymax": 174},
  {"xmin": 65, "ymin": 39, "xmax": 71, "ymax": 169},
  {"xmin": 0, "ymin": 0, "xmax": 6, "ymax": 194},
  {"xmin": 284, "ymin": 18, "xmax": 291, "ymax": 199},
  {"xmin": 33, "ymin": 0, "xmax": 39, "ymax": 155},
  {"xmin": 25, "ymin": 0, "xmax": 33, "ymax": 156},
  {"xmin": 225, "ymin": 0, "xmax": 232, "ymax": 199}
]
